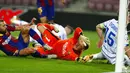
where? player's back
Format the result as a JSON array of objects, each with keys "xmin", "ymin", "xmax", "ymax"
[
  {"xmin": 51, "ymin": 38, "xmax": 80, "ymax": 60},
  {"xmin": 102, "ymin": 19, "xmax": 118, "ymax": 54},
  {"xmin": 101, "ymin": 19, "xmax": 129, "ymax": 64}
]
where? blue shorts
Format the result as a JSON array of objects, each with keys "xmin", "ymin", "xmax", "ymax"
[
  {"xmin": 37, "ymin": 0, "xmax": 55, "ymax": 21},
  {"xmin": 0, "ymin": 33, "xmax": 29, "ymax": 56}
]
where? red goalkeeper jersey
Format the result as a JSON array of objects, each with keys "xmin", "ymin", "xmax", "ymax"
[{"xmin": 37, "ymin": 23, "xmax": 83, "ymax": 61}]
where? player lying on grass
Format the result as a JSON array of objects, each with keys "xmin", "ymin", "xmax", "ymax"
[
  {"xmin": 0, "ymin": 19, "xmax": 51, "ymax": 56},
  {"xmin": 84, "ymin": 12, "xmax": 130, "ymax": 66},
  {"xmin": 10, "ymin": 16, "xmax": 90, "ymax": 61},
  {"xmin": 31, "ymin": 23, "xmax": 90, "ymax": 62},
  {"xmin": 11, "ymin": 17, "xmax": 76, "ymax": 59}
]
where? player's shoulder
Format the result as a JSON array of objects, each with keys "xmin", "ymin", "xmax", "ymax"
[
  {"xmin": 103, "ymin": 19, "xmax": 117, "ymax": 26},
  {"xmin": 105, "ymin": 19, "xmax": 117, "ymax": 23},
  {"xmin": 110, "ymin": 19, "xmax": 117, "ymax": 23}
]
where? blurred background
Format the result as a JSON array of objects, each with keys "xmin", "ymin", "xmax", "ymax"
[{"xmin": 0, "ymin": 0, "xmax": 127, "ymax": 30}]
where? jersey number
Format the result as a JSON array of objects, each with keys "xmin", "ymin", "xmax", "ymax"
[{"xmin": 105, "ymin": 27, "xmax": 116, "ymax": 46}]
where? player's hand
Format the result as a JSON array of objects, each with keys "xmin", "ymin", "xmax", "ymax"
[
  {"xmin": 97, "ymin": 38, "xmax": 104, "ymax": 48},
  {"xmin": 30, "ymin": 17, "xmax": 37, "ymax": 25},
  {"xmin": 83, "ymin": 55, "xmax": 93, "ymax": 62},
  {"xmin": 77, "ymin": 55, "xmax": 93, "ymax": 63},
  {"xmin": 38, "ymin": 7, "xmax": 42, "ymax": 15}
]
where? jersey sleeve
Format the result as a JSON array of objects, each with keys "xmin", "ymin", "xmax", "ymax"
[
  {"xmin": 73, "ymin": 27, "xmax": 83, "ymax": 40},
  {"xmin": 103, "ymin": 19, "xmax": 117, "ymax": 28},
  {"xmin": 6, "ymin": 25, "xmax": 15, "ymax": 31}
]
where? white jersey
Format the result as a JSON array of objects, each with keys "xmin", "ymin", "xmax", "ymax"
[
  {"xmin": 101, "ymin": 19, "xmax": 129, "ymax": 64},
  {"xmin": 52, "ymin": 23, "xmax": 67, "ymax": 40}
]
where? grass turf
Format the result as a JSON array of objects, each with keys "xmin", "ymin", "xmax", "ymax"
[{"xmin": 0, "ymin": 31, "xmax": 115, "ymax": 73}]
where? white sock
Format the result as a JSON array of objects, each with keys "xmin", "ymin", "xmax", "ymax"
[{"xmin": 93, "ymin": 52, "xmax": 104, "ymax": 59}]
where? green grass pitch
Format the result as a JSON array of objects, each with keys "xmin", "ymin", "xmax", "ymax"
[{"xmin": 0, "ymin": 31, "xmax": 115, "ymax": 73}]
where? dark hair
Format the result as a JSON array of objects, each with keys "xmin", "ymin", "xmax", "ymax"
[
  {"xmin": 0, "ymin": 19, "xmax": 4, "ymax": 22},
  {"xmin": 84, "ymin": 44, "xmax": 89, "ymax": 50},
  {"xmin": 66, "ymin": 25, "xmax": 74, "ymax": 34},
  {"xmin": 0, "ymin": 20, "xmax": 4, "ymax": 26}
]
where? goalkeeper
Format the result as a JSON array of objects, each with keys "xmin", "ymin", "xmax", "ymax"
[{"xmin": 32, "ymin": 23, "xmax": 90, "ymax": 61}]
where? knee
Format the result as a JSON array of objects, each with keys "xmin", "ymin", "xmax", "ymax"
[
  {"xmin": 40, "ymin": 17, "xmax": 48, "ymax": 23},
  {"xmin": 37, "ymin": 24, "xmax": 46, "ymax": 33},
  {"xmin": 21, "ymin": 27, "xmax": 30, "ymax": 34}
]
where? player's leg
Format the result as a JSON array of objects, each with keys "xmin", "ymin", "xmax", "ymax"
[
  {"xmin": 37, "ymin": 23, "xmax": 59, "ymax": 47},
  {"xmin": 37, "ymin": 23, "xmax": 47, "ymax": 34},
  {"xmin": 24, "ymin": 26, "xmax": 52, "ymax": 50},
  {"xmin": 47, "ymin": 4, "xmax": 55, "ymax": 24},
  {"xmin": 40, "ymin": 16, "xmax": 48, "ymax": 23},
  {"xmin": 19, "ymin": 26, "xmax": 30, "ymax": 43},
  {"xmin": 14, "ymin": 47, "xmax": 36, "ymax": 56},
  {"xmin": 19, "ymin": 26, "xmax": 45, "ymax": 47},
  {"xmin": 31, "ymin": 46, "xmax": 48, "ymax": 58},
  {"xmin": 85, "ymin": 52, "xmax": 105, "ymax": 62},
  {"xmin": 32, "ymin": 45, "xmax": 57, "ymax": 58},
  {"xmin": 0, "ymin": 38, "xmax": 35, "ymax": 56},
  {"xmin": 38, "ymin": 6, "xmax": 48, "ymax": 23},
  {"xmin": 92, "ymin": 52, "xmax": 105, "ymax": 59}
]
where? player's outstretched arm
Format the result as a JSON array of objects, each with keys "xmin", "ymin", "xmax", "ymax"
[{"xmin": 96, "ymin": 24, "xmax": 104, "ymax": 48}]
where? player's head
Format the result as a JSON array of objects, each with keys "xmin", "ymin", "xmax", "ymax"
[
  {"xmin": 0, "ymin": 19, "xmax": 5, "ymax": 26},
  {"xmin": 73, "ymin": 35, "xmax": 90, "ymax": 51},
  {"xmin": 0, "ymin": 19, "xmax": 6, "ymax": 34},
  {"xmin": 65, "ymin": 25, "xmax": 74, "ymax": 35}
]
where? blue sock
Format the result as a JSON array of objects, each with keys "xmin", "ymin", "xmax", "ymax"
[{"xmin": 29, "ymin": 28, "xmax": 45, "ymax": 46}]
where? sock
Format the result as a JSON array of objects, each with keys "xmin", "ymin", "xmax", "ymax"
[
  {"xmin": 31, "ymin": 51, "xmax": 41, "ymax": 57},
  {"xmin": 93, "ymin": 52, "xmax": 104, "ymax": 59},
  {"xmin": 29, "ymin": 28, "xmax": 44, "ymax": 46}
]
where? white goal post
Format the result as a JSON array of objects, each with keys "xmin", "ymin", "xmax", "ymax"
[{"xmin": 115, "ymin": 0, "xmax": 128, "ymax": 72}]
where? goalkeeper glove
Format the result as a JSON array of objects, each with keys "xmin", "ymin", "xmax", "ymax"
[{"xmin": 76, "ymin": 55, "xmax": 93, "ymax": 63}]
